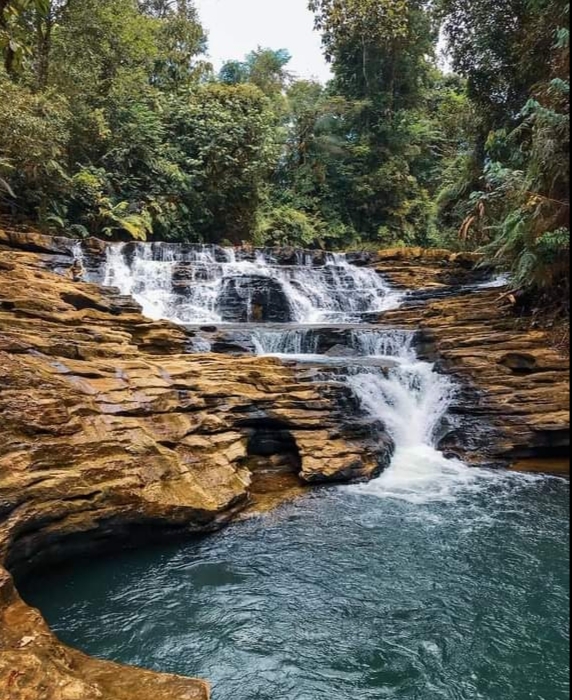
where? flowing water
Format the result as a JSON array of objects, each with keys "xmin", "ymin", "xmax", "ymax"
[
  {"xmin": 92, "ymin": 243, "xmax": 403, "ymax": 324},
  {"xmin": 22, "ymin": 243, "xmax": 570, "ymax": 699}
]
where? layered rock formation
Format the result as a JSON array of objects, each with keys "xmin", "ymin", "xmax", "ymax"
[
  {"xmin": 0, "ymin": 237, "xmax": 392, "ymax": 699},
  {"xmin": 0, "ymin": 230, "xmax": 569, "ymax": 699},
  {"xmin": 383, "ymin": 292, "xmax": 570, "ymax": 472},
  {"xmin": 360, "ymin": 247, "xmax": 569, "ymax": 471}
]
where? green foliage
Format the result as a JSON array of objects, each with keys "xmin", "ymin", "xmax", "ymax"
[
  {"xmin": 256, "ymin": 206, "xmax": 325, "ymax": 248},
  {"xmin": 161, "ymin": 83, "xmax": 279, "ymax": 243},
  {"xmin": 0, "ymin": 0, "xmax": 51, "ymax": 74},
  {"xmin": 309, "ymin": 0, "xmax": 410, "ymax": 57},
  {"xmin": 437, "ymin": 0, "xmax": 570, "ymax": 302},
  {"xmin": 68, "ymin": 168, "xmax": 152, "ymax": 240},
  {"xmin": 0, "ymin": 1, "xmax": 277, "ymax": 243},
  {"xmin": 0, "ymin": 0, "xmax": 568, "ymax": 318},
  {"xmin": 303, "ymin": 0, "xmax": 439, "ymax": 247},
  {"xmin": 0, "ymin": 71, "xmax": 70, "ymax": 218},
  {"xmin": 221, "ymin": 47, "xmax": 292, "ymax": 97}
]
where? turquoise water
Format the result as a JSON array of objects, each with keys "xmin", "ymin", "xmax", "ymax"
[{"xmin": 21, "ymin": 474, "xmax": 569, "ymax": 700}]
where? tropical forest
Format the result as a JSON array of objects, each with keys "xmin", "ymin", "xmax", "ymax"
[
  {"xmin": 0, "ymin": 2, "xmax": 569, "ymax": 700},
  {"xmin": 1, "ymin": 0, "xmax": 569, "ymax": 305}
]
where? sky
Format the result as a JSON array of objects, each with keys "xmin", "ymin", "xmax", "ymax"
[{"xmin": 194, "ymin": 0, "xmax": 333, "ymax": 84}]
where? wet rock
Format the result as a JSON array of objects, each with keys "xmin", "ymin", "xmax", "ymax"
[
  {"xmin": 382, "ymin": 290, "xmax": 570, "ymax": 470},
  {"xmin": 218, "ymin": 275, "xmax": 294, "ymax": 323},
  {"xmin": 0, "ymin": 232, "xmax": 397, "ymax": 699},
  {"xmin": 345, "ymin": 251, "xmax": 376, "ymax": 267},
  {"xmin": 324, "ymin": 343, "xmax": 359, "ymax": 358},
  {"xmin": 370, "ymin": 247, "xmax": 494, "ymax": 299},
  {"xmin": 0, "ymin": 229, "xmax": 74, "ymax": 256}
]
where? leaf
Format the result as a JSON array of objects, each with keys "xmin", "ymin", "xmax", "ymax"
[{"xmin": 0, "ymin": 176, "xmax": 16, "ymax": 198}]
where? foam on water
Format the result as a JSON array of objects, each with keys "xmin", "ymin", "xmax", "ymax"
[
  {"xmin": 350, "ymin": 328, "xmax": 417, "ymax": 360},
  {"xmin": 250, "ymin": 320, "xmax": 547, "ymax": 503},
  {"xmin": 252, "ymin": 323, "xmax": 493, "ymax": 502},
  {"xmin": 343, "ymin": 332, "xmax": 531, "ymax": 503},
  {"xmin": 87, "ymin": 243, "xmax": 403, "ymax": 324},
  {"xmin": 81, "ymin": 241, "xmax": 541, "ymax": 505}
]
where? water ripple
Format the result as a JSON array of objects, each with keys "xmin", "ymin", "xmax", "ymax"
[{"xmin": 21, "ymin": 478, "xmax": 569, "ymax": 700}]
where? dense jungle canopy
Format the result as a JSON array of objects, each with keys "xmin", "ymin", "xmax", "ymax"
[{"xmin": 0, "ymin": 0, "xmax": 569, "ymax": 306}]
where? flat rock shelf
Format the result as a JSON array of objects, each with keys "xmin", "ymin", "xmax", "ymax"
[{"xmin": 0, "ymin": 230, "xmax": 569, "ymax": 700}]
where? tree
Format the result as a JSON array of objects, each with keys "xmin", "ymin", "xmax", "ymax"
[
  {"xmin": 438, "ymin": 0, "xmax": 570, "ymax": 303},
  {"xmin": 307, "ymin": 0, "xmax": 438, "ymax": 245},
  {"xmin": 267, "ymin": 79, "xmax": 355, "ymax": 247},
  {"xmin": 162, "ymin": 83, "xmax": 279, "ymax": 243},
  {"xmin": 0, "ymin": 70, "xmax": 70, "ymax": 219},
  {"xmin": 219, "ymin": 47, "xmax": 292, "ymax": 107},
  {"xmin": 140, "ymin": 0, "xmax": 209, "ymax": 90}
]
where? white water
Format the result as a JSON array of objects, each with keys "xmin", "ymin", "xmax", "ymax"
[
  {"xmin": 91, "ymin": 243, "xmax": 402, "ymax": 324},
  {"xmin": 78, "ymin": 240, "xmax": 527, "ymax": 504},
  {"xmin": 252, "ymin": 328, "xmax": 319, "ymax": 356},
  {"xmin": 345, "ymin": 334, "xmax": 508, "ymax": 503},
  {"xmin": 347, "ymin": 362, "xmax": 481, "ymax": 503},
  {"xmin": 252, "ymin": 325, "xmax": 504, "ymax": 503}
]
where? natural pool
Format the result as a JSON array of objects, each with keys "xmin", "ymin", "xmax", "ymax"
[
  {"xmin": 22, "ymin": 473, "xmax": 569, "ymax": 700},
  {"xmin": 22, "ymin": 242, "xmax": 570, "ymax": 699}
]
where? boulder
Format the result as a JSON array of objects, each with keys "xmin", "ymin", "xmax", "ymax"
[{"xmin": 218, "ymin": 275, "xmax": 294, "ymax": 322}]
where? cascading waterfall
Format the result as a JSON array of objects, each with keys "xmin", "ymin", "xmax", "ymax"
[
  {"xmin": 252, "ymin": 328, "xmax": 319, "ymax": 357},
  {"xmin": 82, "ymin": 242, "xmax": 402, "ymax": 325},
  {"xmin": 101, "ymin": 243, "xmax": 223, "ymax": 323},
  {"xmin": 350, "ymin": 328, "xmax": 417, "ymax": 360},
  {"xmin": 28, "ymin": 241, "xmax": 567, "ymax": 700},
  {"xmin": 78, "ymin": 240, "xmax": 498, "ymax": 500},
  {"xmin": 71, "ymin": 240, "xmax": 85, "ymax": 269},
  {"xmin": 345, "ymin": 334, "xmax": 492, "ymax": 502},
  {"xmin": 253, "ymin": 325, "xmax": 492, "ymax": 501}
]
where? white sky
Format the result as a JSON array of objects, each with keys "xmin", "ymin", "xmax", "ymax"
[{"xmin": 194, "ymin": 0, "xmax": 333, "ymax": 83}]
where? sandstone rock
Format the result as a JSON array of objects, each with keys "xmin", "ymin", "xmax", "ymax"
[
  {"xmin": 381, "ymin": 290, "xmax": 570, "ymax": 470},
  {"xmin": 369, "ymin": 246, "xmax": 493, "ymax": 294},
  {"xmin": 0, "ymin": 231, "xmax": 568, "ymax": 700},
  {"xmin": 0, "ymin": 236, "xmax": 394, "ymax": 699}
]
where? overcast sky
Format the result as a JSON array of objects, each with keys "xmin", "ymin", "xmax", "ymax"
[{"xmin": 194, "ymin": 0, "xmax": 333, "ymax": 83}]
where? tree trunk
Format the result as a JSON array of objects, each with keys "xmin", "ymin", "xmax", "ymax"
[{"xmin": 36, "ymin": 7, "xmax": 53, "ymax": 91}]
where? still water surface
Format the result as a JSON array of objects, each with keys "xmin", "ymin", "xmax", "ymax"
[{"xmin": 22, "ymin": 475, "xmax": 569, "ymax": 700}]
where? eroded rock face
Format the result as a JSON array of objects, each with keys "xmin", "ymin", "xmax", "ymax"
[
  {"xmin": 381, "ymin": 292, "xmax": 570, "ymax": 472},
  {"xmin": 0, "ymin": 231, "xmax": 569, "ymax": 699},
  {"xmin": 0, "ymin": 238, "xmax": 393, "ymax": 699}
]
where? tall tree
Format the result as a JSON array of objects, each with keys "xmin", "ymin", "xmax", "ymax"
[
  {"xmin": 438, "ymin": 0, "xmax": 570, "ymax": 301},
  {"xmin": 308, "ymin": 0, "xmax": 438, "ymax": 244},
  {"xmin": 219, "ymin": 47, "xmax": 292, "ymax": 100}
]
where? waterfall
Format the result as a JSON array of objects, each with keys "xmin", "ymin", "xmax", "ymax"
[
  {"xmin": 252, "ymin": 328, "xmax": 319, "ymax": 356},
  {"xmin": 71, "ymin": 240, "xmax": 85, "ymax": 270},
  {"xmin": 252, "ymin": 324, "xmax": 492, "ymax": 501},
  {"xmin": 76, "ymin": 239, "xmax": 498, "ymax": 501},
  {"xmin": 253, "ymin": 326, "xmax": 452, "ymax": 450},
  {"xmin": 350, "ymin": 329, "xmax": 416, "ymax": 360},
  {"xmin": 345, "ymin": 335, "xmax": 491, "ymax": 503},
  {"xmin": 85, "ymin": 242, "xmax": 402, "ymax": 324}
]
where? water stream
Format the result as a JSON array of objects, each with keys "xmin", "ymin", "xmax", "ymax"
[
  {"xmin": 21, "ymin": 242, "xmax": 570, "ymax": 699},
  {"xmin": 94, "ymin": 243, "xmax": 403, "ymax": 324}
]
